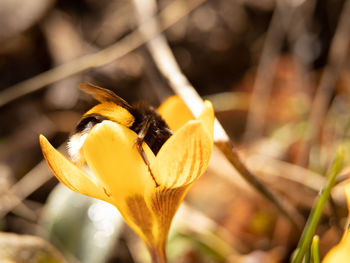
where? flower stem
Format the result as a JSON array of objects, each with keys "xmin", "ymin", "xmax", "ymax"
[{"xmin": 149, "ymin": 246, "xmax": 167, "ymax": 263}]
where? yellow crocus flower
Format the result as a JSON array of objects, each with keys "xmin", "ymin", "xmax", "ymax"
[
  {"xmin": 322, "ymin": 183, "xmax": 350, "ymax": 263},
  {"xmin": 39, "ymin": 95, "xmax": 214, "ymax": 263}
]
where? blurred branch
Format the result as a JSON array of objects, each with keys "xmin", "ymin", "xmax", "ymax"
[
  {"xmin": 245, "ymin": 154, "xmax": 326, "ymax": 192},
  {"xmin": 244, "ymin": 1, "xmax": 296, "ymax": 141},
  {"xmin": 215, "ymin": 141, "xmax": 304, "ymax": 228},
  {"xmin": 0, "ymin": 0, "xmax": 205, "ymax": 108},
  {"xmin": 0, "ymin": 151, "xmax": 56, "ymax": 219},
  {"xmin": 133, "ymin": 0, "xmax": 304, "ymax": 229},
  {"xmin": 288, "ymin": 0, "xmax": 317, "ymax": 97},
  {"xmin": 296, "ymin": 0, "xmax": 350, "ymax": 166}
]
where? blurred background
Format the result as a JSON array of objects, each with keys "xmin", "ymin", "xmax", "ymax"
[{"xmin": 0, "ymin": 0, "xmax": 350, "ymax": 262}]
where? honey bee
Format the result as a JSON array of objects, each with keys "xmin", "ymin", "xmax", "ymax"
[{"xmin": 68, "ymin": 84, "xmax": 173, "ymax": 186}]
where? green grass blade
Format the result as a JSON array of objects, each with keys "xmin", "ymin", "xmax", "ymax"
[
  {"xmin": 311, "ymin": 235, "xmax": 320, "ymax": 263},
  {"xmin": 291, "ymin": 148, "xmax": 345, "ymax": 263}
]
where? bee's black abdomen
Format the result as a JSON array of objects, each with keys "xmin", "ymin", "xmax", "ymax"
[{"xmin": 131, "ymin": 103, "xmax": 173, "ymax": 155}]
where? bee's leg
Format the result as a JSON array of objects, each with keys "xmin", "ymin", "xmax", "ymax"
[{"xmin": 135, "ymin": 118, "xmax": 159, "ymax": 187}]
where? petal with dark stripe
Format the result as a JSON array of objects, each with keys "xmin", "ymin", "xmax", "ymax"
[
  {"xmin": 151, "ymin": 121, "xmax": 213, "ymax": 188},
  {"xmin": 147, "ymin": 185, "xmax": 189, "ymax": 247},
  {"xmin": 124, "ymin": 195, "xmax": 155, "ymax": 246}
]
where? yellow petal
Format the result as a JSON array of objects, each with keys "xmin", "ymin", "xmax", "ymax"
[
  {"xmin": 151, "ymin": 120, "xmax": 213, "ymax": 188},
  {"xmin": 345, "ymin": 183, "xmax": 350, "ymax": 211},
  {"xmin": 84, "ymin": 102, "xmax": 134, "ymax": 127},
  {"xmin": 322, "ymin": 230, "xmax": 350, "ymax": 263},
  {"xmin": 39, "ymin": 135, "xmax": 110, "ymax": 202},
  {"xmin": 157, "ymin": 96, "xmax": 194, "ymax": 131},
  {"xmin": 82, "ymin": 120, "xmax": 156, "ymax": 200},
  {"xmin": 198, "ymin": 100, "xmax": 215, "ymax": 139}
]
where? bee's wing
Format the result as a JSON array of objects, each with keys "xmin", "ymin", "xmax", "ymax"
[{"xmin": 79, "ymin": 83, "xmax": 133, "ymax": 111}]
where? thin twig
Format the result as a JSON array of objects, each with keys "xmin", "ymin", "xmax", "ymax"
[
  {"xmin": 288, "ymin": 0, "xmax": 317, "ymax": 87},
  {"xmin": 0, "ymin": 0, "xmax": 206, "ymax": 108},
  {"xmin": 244, "ymin": 1, "xmax": 296, "ymax": 141},
  {"xmin": 296, "ymin": 0, "xmax": 350, "ymax": 166},
  {"xmin": 133, "ymin": 0, "xmax": 304, "ymax": 229},
  {"xmin": 287, "ymin": 0, "xmax": 318, "ymax": 166}
]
